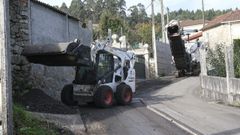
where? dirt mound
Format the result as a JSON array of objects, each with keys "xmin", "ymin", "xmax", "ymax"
[{"xmin": 20, "ymin": 89, "xmax": 78, "ymax": 114}]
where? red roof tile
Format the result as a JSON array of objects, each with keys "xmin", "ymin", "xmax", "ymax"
[
  {"xmin": 202, "ymin": 10, "xmax": 240, "ymax": 31},
  {"xmin": 180, "ymin": 19, "xmax": 209, "ymax": 27}
]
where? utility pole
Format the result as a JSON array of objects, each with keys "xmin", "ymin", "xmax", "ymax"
[
  {"xmin": 152, "ymin": 0, "xmax": 158, "ymax": 78},
  {"xmin": 202, "ymin": 0, "xmax": 205, "ymax": 27},
  {"xmin": 160, "ymin": 0, "xmax": 166, "ymax": 43},
  {"xmin": 0, "ymin": 0, "xmax": 13, "ymax": 134},
  {"xmin": 166, "ymin": 7, "xmax": 169, "ymax": 24},
  {"xmin": 166, "ymin": 7, "xmax": 170, "ymax": 44}
]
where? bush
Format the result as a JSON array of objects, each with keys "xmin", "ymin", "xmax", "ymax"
[
  {"xmin": 206, "ymin": 44, "xmax": 226, "ymax": 77},
  {"xmin": 234, "ymin": 39, "xmax": 240, "ymax": 78}
]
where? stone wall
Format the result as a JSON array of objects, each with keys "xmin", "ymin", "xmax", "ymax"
[
  {"xmin": 156, "ymin": 41, "xmax": 175, "ymax": 76},
  {"xmin": 9, "ymin": 0, "xmax": 32, "ymax": 94}
]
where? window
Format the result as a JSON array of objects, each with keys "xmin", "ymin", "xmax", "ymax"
[{"xmin": 97, "ymin": 52, "xmax": 114, "ymax": 83}]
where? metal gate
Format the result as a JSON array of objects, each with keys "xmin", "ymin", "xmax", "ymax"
[{"xmin": 134, "ymin": 55, "xmax": 146, "ymax": 79}]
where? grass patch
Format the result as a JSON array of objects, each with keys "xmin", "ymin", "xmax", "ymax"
[{"xmin": 13, "ymin": 104, "xmax": 67, "ymax": 135}]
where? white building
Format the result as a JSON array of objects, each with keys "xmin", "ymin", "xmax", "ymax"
[
  {"xmin": 180, "ymin": 19, "xmax": 209, "ymax": 42},
  {"xmin": 202, "ymin": 10, "xmax": 240, "ymax": 48}
]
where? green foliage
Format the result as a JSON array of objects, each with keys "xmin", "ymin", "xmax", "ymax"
[
  {"xmin": 234, "ymin": 39, "xmax": 240, "ymax": 78},
  {"xmin": 206, "ymin": 40, "xmax": 240, "ymax": 78},
  {"xmin": 13, "ymin": 105, "xmax": 59, "ymax": 135},
  {"xmin": 67, "ymin": 0, "xmax": 126, "ymax": 23},
  {"xmin": 62, "ymin": 0, "xmax": 233, "ymax": 50},
  {"xmin": 99, "ymin": 10, "xmax": 125, "ymax": 37},
  {"xmin": 127, "ymin": 3, "xmax": 148, "ymax": 27},
  {"xmin": 60, "ymin": 2, "xmax": 68, "ymax": 13},
  {"xmin": 168, "ymin": 8, "xmax": 232, "ymax": 21},
  {"xmin": 134, "ymin": 23, "xmax": 160, "ymax": 46},
  {"xmin": 206, "ymin": 44, "xmax": 226, "ymax": 77},
  {"xmin": 69, "ymin": 0, "xmax": 85, "ymax": 19}
]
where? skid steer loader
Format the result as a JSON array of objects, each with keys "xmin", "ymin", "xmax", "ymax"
[{"xmin": 23, "ymin": 39, "xmax": 136, "ymax": 108}]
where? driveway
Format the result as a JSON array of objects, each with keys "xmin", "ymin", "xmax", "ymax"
[{"xmin": 141, "ymin": 77, "xmax": 240, "ymax": 135}]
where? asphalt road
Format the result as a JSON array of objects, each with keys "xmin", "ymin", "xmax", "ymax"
[
  {"xmin": 77, "ymin": 77, "xmax": 190, "ymax": 135},
  {"xmin": 78, "ymin": 99, "xmax": 190, "ymax": 135},
  {"xmin": 142, "ymin": 77, "xmax": 240, "ymax": 135}
]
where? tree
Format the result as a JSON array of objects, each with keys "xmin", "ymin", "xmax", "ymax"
[
  {"xmin": 118, "ymin": 0, "xmax": 126, "ymax": 18},
  {"xmin": 128, "ymin": 5, "xmax": 139, "ymax": 26},
  {"xmin": 234, "ymin": 39, "xmax": 240, "ymax": 78},
  {"xmin": 137, "ymin": 3, "xmax": 148, "ymax": 23},
  {"xmin": 99, "ymin": 10, "xmax": 124, "ymax": 37},
  {"xmin": 69, "ymin": 0, "xmax": 87, "ymax": 21},
  {"xmin": 206, "ymin": 44, "xmax": 226, "ymax": 77},
  {"xmin": 127, "ymin": 3, "xmax": 148, "ymax": 27},
  {"xmin": 60, "ymin": 2, "xmax": 68, "ymax": 13}
]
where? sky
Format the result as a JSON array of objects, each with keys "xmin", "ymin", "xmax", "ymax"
[{"xmin": 39, "ymin": 0, "xmax": 240, "ymax": 15}]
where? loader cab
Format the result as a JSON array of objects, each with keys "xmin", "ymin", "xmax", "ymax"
[
  {"xmin": 74, "ymin": 50, "xmax": 114, "ymax": 85},
  {"xmin": 96, "ymin": 50, "xmax": 114, "ymax": 83}
]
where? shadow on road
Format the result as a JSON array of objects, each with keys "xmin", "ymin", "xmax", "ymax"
[
  {"xmin": 136, "ymin": 77, "xmax": 185, "ymax": 95},
  {"xmin": 142, "ymin": 95, "xmax": 183, "ymax": 104},
  {"xmin": 135, "ymin": 77, "xmax": 186, "ymax": 105}
]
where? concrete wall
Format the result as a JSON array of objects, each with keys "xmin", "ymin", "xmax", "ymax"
[
  {"xmin": 10, "ymin": 0, "xmax": 92, "ymax": 100},
  {"xmin": 30, "ymin": 2, "xmax": 67, "ymax": 44},
  {"xmin": 201, "ymin": 76, "xmax": 229, "ymax": 102},
  {"xmin": 30, "ymin": 1, "xmax": 92, "ymax": 45},
  {"xmin": 1, "ymin": 0, "xmax": 13, "ymax": 133},
  {"xmin": 201, "ymin": 75, "xmax": 240, "ymax": 103},
  {"xmin": 156, "ymin": 40, "xmax": 174, "ymax": 76},
  {"xmin": 200, "ymin": 45, "xmax": 240, "ymax": 104},
  {"xmin": 29, "ymin": 1, "xmax": 92, "ymax": 100}
]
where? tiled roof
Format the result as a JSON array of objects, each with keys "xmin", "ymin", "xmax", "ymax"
[
  {"xmin": 202, "ymin": 10, "xmax": 240, "ymax": 31},
  {"xmin": 31, "ymin": 0, "xmax": 80, "ymax": 21},
  {"xmin": 180, "ymin": 19, "xmax": 209, "ymax": 27}
]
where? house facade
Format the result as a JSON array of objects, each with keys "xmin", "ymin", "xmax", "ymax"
[
  {"xmin": 180, "ymin": 19, "xmax": 209, "ymax": 42},
  {"xmin": 202, "ymin": 10, "xmax": 240, "ymax": 48}
]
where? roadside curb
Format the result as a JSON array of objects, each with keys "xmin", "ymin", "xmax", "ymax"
[{"xmin": 140, "ymin": 99, "xmax": 202, "ymax": 135}]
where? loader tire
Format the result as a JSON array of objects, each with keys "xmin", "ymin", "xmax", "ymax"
[
  {"xmin": 61, "ymin": 84, "xmax": 77, "ymax": 106},
  {"xmin": 94, "ymin": 85, "xmax": 113, "ymax": 108},
  {"xmin": 115, "ymin": 84, "xmax": 133, "ymax": 105}
]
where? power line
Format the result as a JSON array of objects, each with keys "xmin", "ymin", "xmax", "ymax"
[{"xmin": 145, "ymin": 2, "xmax": 152, "ymax": 10}]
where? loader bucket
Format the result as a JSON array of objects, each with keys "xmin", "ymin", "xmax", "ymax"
[
  {"xmin": 22, "ymin": 42, "xmax": 92, "ymax": 66},
  {"xmin": 167, "ymin": 20, "xmax": 189, "ymax": 70}
]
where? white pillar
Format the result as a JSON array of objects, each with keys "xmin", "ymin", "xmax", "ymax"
[
  {"xmin": 144, "ymin": 54, "xmax": 150, "ymax": 79},
  {"xmin": 144, "ymin": 44, "xmax": 150, "ymax": 79},
  {"xmin": 225, "ymin": 45, "xmax": 234, "ymax": 103},
  {"xmin": 151, "ymin": 0, "xmax": 158, "ymax": 78},
  {"xmin": 0, "ymin": 0, "xmax": 13, "ymax": 134},
  {"xmin": 200, "ymin": 47, "xmax": 207, "ymax": 76}
]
